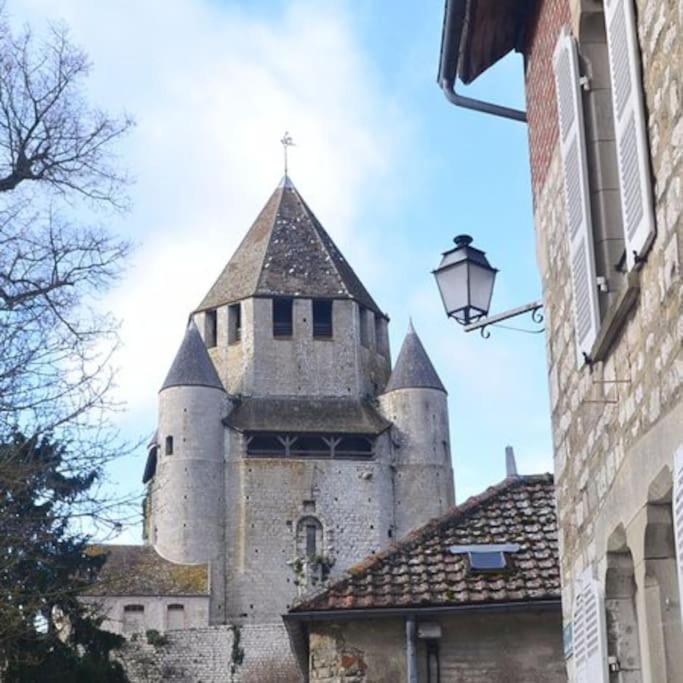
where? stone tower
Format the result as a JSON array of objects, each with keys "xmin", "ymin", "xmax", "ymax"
[
  {"xmin": 144, "ymin": 175, "xmax": 455, "ymax": 657},
  {"xmin": 379, "ymin": 321, "xmax": 454, "ymax": 537}
]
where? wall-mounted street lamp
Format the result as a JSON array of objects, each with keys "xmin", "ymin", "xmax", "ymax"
[{"xmin": 433, "ymin": 235, "xmax": 543, "ymax": 338}]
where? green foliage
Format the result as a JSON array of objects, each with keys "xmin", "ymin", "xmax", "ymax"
[
  {"xmin": 145, "ymin": 630, "xmax": 168, "ymax": 648},
  {"xmin": 0, "ymin": 434, "xmax": 127, "ymax": 681}
]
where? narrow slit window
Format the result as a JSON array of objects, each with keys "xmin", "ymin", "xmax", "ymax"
[
  {"xmin": 273, "ymin": 298, "xmax": 293, "ymax": 337},
  {"xmin": 312, "ymin": 300, "xmax": 333, "ymax": 338},
  {"xmin": 228, "ymin": 303, "xmax": 241, "ymax": 344},
  {"xmin": 359, "ymin": 307, "xmax": 369, "ymax": 347},
  {"xmin": 165, "ymin": 436, "xmax": 174, "ymax": 455},
  {"xmin": 306, "ymin": 524, "xmax": 317, "ymax": 558},
  {"xmin": 205, "ymin": 309, "xmax": 217, "ymax": 347}
]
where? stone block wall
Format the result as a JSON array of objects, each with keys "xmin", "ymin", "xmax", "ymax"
[
  {"xmin": 526, "ymin": 0, "xmax": 683, "ymax": 676},
  {"xmin": 117, "ymin": 623, "xmax": 300, "ymax": 682},
  {"xmin": 307, "ymin": 611, "xmax": 565, "ymax": 682}
]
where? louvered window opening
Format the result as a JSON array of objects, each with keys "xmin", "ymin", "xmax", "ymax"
[
  {"xmin": 246, "ymin": 432, "xmax": 374, "ymax": 459},
  {"xmin": 312, "ymin": 299, "xmax": 333, "ymax": 338},
  {"xmin": 273, "ymin": 298, "xmax": 293, "ymax": 337}
]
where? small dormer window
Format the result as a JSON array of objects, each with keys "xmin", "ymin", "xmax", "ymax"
[
  {"xmin": 449, "ymin": 543, "xmax": 520, "ymax": 573},
  {"xmin": 312, "ymin": 299, "xmax": 333, "ymax": 338},
  {"xmin": 273, "ymin": 298, "xmax": 293, "ymax": 337}
]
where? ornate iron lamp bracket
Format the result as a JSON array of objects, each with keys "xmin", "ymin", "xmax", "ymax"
[{"xmin": 462, "ymin": 301, "xmax": 544, "ymax": 338}]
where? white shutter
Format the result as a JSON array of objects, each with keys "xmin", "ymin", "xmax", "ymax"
[
  {"xmin": 673, "ymin": 445, "xmax": 683, "ymax": 625},
  {"xmin": 604, "ymin": 0, "xmax": 655, "ymax": 268},
  {"xmin": 554, "ymin": 27, "xmax": 601, "ymax": 367},
  {"xmin": 573, "ymin": 570, "xmax": 609, "ymax": 683}
]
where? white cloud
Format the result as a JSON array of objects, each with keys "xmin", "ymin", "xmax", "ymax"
[{"xmin": 11, "ymin": 0, "xmax": 405, "ymax": 417}]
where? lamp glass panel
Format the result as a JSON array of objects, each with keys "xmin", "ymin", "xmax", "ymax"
[
  {"xmin": 435, "ymin": 261, "xmax": 468, "ymax": 317},
  {"xmin": 467, "ymin": 262, "xmax": 496, "ymax": 317}
]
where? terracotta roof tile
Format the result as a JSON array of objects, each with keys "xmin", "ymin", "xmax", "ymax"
[{"xmin": 291, "ymin": 474, "xmax": 559, "ymax": 612}]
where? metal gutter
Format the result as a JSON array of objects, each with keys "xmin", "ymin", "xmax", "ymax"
[
  {"xmin": 284, "ymin": 598, "xmax": 561, "ymax": 623},
  {"xmin": 438, "ymin": 0, "xmax": 527, "ymax": 123}
]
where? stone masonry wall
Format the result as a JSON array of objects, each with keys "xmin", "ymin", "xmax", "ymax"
[
  {"xmin": 528, "ymin": 0, "xmax": 683, "ymax": 676},
  {"xmin": 118, "ymin": 623, "xmax": 300, "ymax": 683},
  {"xmin": 308, "ymin": 612, "xmax": 565, "ymax": 683}
]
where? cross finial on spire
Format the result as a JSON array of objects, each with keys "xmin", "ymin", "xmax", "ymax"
[{"xmin": 280, "ymin": 130, "xmax": 295, "ymax": 176}]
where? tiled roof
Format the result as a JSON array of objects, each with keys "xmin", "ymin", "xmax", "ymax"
[
  {"xmin": 384, "ymin": 322, "xmax": 446, "ymax": 394},
  {"xmin": 290, "ymin": 474, "xmax": 558, "ymax": 612},
  {"xmin": 83, "ymin": 545, "xmax": 209, "ymax": 597},
  {"xmin": 225, "ymin": 397, "xmax": 391, "ymax": 435},
  {"xmin": 161, "ymin": 322, "xmax": 224, "ymax": 392},
  {"xmin": 195, "ymin": 176, "xmax": 384, "ymax": 316}
]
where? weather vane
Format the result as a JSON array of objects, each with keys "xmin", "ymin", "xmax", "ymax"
[{"xmin": 280, "ymin": 131, "xmax": 295, "ymax": 176}]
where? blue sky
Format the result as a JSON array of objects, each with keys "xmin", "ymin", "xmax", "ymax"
[{"xmin": 13, "ymin": 0, "xmax": 551, "ymax": 542}]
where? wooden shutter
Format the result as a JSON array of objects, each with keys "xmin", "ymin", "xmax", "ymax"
[
  {"xmin": 573, "ymin": 570, "xmax": 609, "ymax": 683},
  {"xmin": 604, "ymin": 0, "xmax": 655, "ymax": 268},
  {"xmin": 554, "ymin": 27, "xmax": 601, "ymax": 367},
  {"xmin": 674, "ymin": 446, "xmax": 683, "ymax": 625}
]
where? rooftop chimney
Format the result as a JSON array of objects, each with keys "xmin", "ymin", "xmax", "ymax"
[{"xmin": 505, "ymin": 446, "xmax": 518, "ymax": 477}]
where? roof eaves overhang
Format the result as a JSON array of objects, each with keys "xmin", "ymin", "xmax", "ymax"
[
  {"xmin": 284, "ymin": 598, "xmax": 562, "ymax": 623},
  {"xmin": 438, "ymin": 0, "xmax": 536, "ymax": 86}
]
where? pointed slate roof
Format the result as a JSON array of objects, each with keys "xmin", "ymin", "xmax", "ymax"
[
  {"xmin": 196, "ymin": 176, "xmax": 383, "ymax": 315},
  {"xmin": 160, "ymin": 322, "xmax": 224, "ymax": 392},
  {"xmin": 384, "ymin": 322, "xmax": 446, "ymax": 393}
]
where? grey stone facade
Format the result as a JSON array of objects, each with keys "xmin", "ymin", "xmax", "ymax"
[{"xmin": 106, "ymin": 177, "xmax": 455, "ymax": 680}]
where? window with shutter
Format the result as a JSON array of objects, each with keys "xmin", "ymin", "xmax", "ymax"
[
  {"xmin": 554, "ymin": 27, "xmax": 601, "ymax": 367},
  {"xmin": 573, "ymin": 570, "xmax": 609, "ymax": 683},
  {"xmin": 604, "ymin": 0, "xmax": 655, "ymax": 268},
  {"xmin": 673, "ymin": 446, "xmax": 683, "ymax": 625}
]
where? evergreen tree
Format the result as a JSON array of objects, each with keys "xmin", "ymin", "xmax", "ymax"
[{"xmin": 0, "ymin": 434, "xmax": 127, "ymax": 682}]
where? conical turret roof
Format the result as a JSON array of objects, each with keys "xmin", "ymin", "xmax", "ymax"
[
  {"xmin": 196, "ymin": 176, "xmax": 383, "ymax": 315},
  {"xmin": 160, "ymin": 322, "xmax": 224, "ymax": 392},
  {"xmin": 384, "ymin": 321, "xmax": 446, "ymax": 393}
]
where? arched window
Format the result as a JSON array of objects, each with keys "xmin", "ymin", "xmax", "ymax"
[{"xmin": 296, "ymin": 516, "xmax": 323, "ymax": 559}]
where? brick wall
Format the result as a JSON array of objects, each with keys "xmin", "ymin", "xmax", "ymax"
[{"xmin": 524, "ymin": 0, "xmax": 571, "ymax": 202}]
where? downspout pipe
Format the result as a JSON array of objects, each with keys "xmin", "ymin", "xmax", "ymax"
[
  {"xmin": 406, "ymin": 617, "xmax": 418, "ymax": 683},
  {"xmin": 438, "ymin": 0, "xmax": 527, "ymax": 123}
]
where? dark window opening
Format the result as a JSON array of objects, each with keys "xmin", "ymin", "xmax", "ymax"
[
  {"xmin": 205, "ymin": 309, "xmax": 217, "ymax": 347},
  {"xmin": 246, "ymin": 434, "xmax": 286, "ymax": 456},
  {"xmin": 273, "ymin": 298, "xmax": 293, "ymax": 337},
  {"xmin": 228, "ymin": 303, "xmax": 241, "ymax": 344},
  {"xmin": 245, "ymin": 432, "xmax": 375, "ymax": 459},
  {"xmin": 290, "ymin": 435, "xmax": 329, "ymax": 457},
  {"xmin": 312, "ymin": 299, "xmax": 333, "ymax": 338},
  {"xmin": 359, "ymin": 306, "xmax": 369, "ymax": 347},
  {"xmin": 306, "ymin": 523, "xmax": 317, "ymax": 558},
  {"xmin": 335, "ymin": 435, "xmax": 374, "ymax": 458},
  {"xmin": 165, "ymin": 436, "xmax": 174, "ymax": 455}
]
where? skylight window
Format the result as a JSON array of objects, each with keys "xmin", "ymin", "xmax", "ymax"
[{"xmin": 449, "ymin": 543, "xmax": 521, "ymax": 573}]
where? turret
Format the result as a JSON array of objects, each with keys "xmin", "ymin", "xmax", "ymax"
[
  {"xmin": 151, "ymin": 322, "xmax": 226, "ymax": 566},
  {"xmin": 379, "ymin": 322, "xmax": 455, "ymax": 536}
]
